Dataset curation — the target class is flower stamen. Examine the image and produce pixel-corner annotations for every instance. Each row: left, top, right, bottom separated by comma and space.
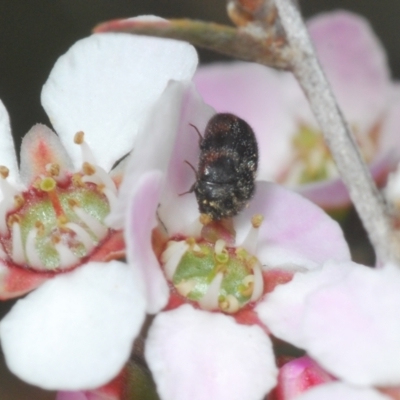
25, 227, 45, 269
74, 131, 97, 165
71, 205, 108, 240
0, 166, 21, 235
161, 240, 189, 280
198, 272, 223, 310
54, 242, 79, 268
162, 233, 264, 313
65, 222, 95, 252
10, 216, 25, 265
241, 214, 264, 254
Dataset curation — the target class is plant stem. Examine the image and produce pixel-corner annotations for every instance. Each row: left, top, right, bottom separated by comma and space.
273, 0, 399, 264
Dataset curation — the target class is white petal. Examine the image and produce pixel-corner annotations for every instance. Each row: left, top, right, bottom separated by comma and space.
0, 99, 18, 184
255, 261, 357, 348
145, 305, 277, 400
0, 260, 146, 390
108, 80, 214, 232
295, 382, 391, 400
301, 264, 400, 386
41, 28, 198, 171
19, 124, 74, 185
107, 79, 192, 229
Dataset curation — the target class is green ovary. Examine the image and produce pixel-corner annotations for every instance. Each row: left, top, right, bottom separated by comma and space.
282, 123, 377, 185
172, 242, 258, 312
284, 126, 336, 185
16, 186, 110, 270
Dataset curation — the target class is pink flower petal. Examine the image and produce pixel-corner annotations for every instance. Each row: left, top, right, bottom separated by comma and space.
118, 81, 212, 314
194, 63, 297, 180
125, 170, 170, 314
145, 304, 277, 400
0, 261, 146, 390
274, 356, 335, 400
235, 182, 351, 270
194, 11, 393, 211
255, 261, 357, 348
157, 84, 215, 236
301, 264, 400, 386
294, 382, 391, 400
309, 11, 389, 133
42, 24, 198, 171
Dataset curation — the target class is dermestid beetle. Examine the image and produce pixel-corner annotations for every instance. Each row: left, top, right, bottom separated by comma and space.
187, 113, 258, 221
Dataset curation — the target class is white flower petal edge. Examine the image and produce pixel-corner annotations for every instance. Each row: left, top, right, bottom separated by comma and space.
42, 18, 198, 172
294, 382, 391, 400
0, 260, 146, 390
301, 264, 400, 387
255, 261, 360, 348
0, 99, 19, 185
145, 304, 277, 400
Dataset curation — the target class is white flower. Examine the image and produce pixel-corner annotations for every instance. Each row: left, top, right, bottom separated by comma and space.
0, 18, 198, 391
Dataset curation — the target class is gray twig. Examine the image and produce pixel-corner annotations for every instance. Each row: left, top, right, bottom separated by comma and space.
274, 0, 399, 264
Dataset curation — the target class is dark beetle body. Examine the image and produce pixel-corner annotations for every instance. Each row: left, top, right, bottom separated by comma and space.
192, 113, 258, 220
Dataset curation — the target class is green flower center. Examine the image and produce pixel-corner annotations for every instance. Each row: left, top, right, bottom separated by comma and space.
279, 124, 378, 185
162, 237, 264, 314
1, 174, 111, 272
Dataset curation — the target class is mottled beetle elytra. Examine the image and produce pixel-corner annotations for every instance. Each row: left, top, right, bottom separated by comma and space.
187, 113, 258, 220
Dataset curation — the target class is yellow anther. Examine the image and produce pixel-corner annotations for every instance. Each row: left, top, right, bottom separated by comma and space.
35, 221, 45, 235
219, 294, 240, 314
74, 131, 85, 144
8, 214, 21, 227
14, 195, 25, 208
39, 177, 57, 192
240, 275, 255, 297
0, 166, 9, 179
186, 237, 196, 246
215, 249, 229, 264
68, 198, 79, 208
72, 174, 84, 187
97, 183, 105, 192
82, 162, 96, 176
46, 163, 60, 177
199, 213, 212, 226
57, 215, 68, 226
51, 233, 61, 244
251, 214, 264, 229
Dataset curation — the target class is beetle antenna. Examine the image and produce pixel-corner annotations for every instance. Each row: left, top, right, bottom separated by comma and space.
189, 123, 202, 143
184, 160, 198, 177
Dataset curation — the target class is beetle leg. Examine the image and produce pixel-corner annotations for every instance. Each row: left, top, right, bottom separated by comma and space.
179, 160, 198, 196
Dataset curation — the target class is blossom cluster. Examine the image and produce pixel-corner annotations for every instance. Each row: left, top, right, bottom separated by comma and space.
0, 10, 400, 400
